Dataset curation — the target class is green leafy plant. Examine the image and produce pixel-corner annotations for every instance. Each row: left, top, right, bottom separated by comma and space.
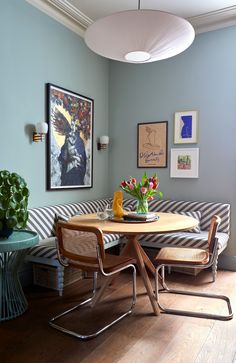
0, 170, 29, 237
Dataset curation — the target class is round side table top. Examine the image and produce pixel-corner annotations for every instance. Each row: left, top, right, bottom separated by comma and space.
0, 230, 39, 252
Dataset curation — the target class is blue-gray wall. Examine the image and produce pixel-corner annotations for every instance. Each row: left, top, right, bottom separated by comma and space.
1, 0, 110, 208
109, 26, 236, 257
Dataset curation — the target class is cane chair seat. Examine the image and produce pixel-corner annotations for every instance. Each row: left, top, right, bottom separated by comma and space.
156, 247, 209, 265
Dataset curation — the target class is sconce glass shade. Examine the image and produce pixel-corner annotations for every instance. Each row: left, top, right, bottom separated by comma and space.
35, 122, 48, 134
85, 10, 195, 63
33, 122, 48, 142
99, 135, 109, 145
98, 135, 109, 150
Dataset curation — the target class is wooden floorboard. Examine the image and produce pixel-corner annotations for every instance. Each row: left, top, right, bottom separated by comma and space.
1, 269, 236, 363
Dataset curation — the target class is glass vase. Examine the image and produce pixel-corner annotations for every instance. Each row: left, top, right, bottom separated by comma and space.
136, 199, 149, 214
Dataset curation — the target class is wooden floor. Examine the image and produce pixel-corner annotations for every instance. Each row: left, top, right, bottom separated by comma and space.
1, 269, 236, 363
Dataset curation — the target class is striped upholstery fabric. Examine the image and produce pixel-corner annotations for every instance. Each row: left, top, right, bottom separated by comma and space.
26, 198, 135, 261
27, 202, 83, 240
123, 198, 136, 211
24, 197, 230, 293
27, 231, 121, 260
139, 199, 230, 250
25, 198, 136, 294
28, 245, 58, 260
147, 199, 230, 233
76, 198, 112, 215
27, 198, 115, 239
139, 231, 229, 251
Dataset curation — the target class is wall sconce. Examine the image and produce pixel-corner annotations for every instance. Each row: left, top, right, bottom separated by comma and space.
33, 122, 48, 142
97, 135, 109, 150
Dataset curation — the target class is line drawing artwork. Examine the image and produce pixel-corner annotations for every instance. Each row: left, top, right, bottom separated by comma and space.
143, 126, 160, 149
137, 122, 168, 168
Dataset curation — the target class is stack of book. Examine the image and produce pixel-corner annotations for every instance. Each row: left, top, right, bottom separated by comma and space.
123, 212, 158, 222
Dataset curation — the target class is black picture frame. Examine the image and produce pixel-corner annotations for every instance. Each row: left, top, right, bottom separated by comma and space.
46, 83, 94, 190
137, 121, 168, 168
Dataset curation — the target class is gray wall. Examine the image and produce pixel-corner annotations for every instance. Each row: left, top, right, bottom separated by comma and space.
1, 0, 110, 208
109, 26, 236, 257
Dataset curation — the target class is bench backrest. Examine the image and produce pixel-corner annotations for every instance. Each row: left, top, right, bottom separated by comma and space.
26, 198, 230, 240
26, 198, 134, 240
147, 199, 230, 233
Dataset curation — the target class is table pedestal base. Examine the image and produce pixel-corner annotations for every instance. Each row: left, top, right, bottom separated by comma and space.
91, 235, 161, 316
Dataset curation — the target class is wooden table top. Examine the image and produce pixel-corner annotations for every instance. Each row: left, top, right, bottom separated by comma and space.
69, 212, 198, 236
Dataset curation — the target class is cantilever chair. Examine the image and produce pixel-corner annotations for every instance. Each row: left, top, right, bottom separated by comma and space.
154, 215, 233, 320
49, 221, 136, 340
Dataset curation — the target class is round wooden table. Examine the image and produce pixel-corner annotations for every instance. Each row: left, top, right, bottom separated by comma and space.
70, 212, 198, 316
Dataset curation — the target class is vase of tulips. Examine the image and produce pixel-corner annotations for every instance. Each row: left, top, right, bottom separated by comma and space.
120, 172, 163, 214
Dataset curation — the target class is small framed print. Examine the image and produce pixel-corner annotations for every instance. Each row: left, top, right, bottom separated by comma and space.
170, 148, 199, 178
137, 121, 168, 168
174, 110, 198, 144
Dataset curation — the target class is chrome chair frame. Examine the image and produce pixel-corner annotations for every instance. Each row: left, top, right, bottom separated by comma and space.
49, 235, 136, 340
155, 239, 233, 321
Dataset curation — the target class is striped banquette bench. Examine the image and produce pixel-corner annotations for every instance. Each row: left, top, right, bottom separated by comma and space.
25, 198, 134, 295
25, 198, 230, 294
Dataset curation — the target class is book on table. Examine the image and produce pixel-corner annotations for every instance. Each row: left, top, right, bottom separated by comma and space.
123, 212, 158, 222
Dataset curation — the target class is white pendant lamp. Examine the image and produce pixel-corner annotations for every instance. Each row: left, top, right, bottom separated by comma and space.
84, 1, 195, 64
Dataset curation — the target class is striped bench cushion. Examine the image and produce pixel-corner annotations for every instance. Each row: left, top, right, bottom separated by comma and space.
27, 233, 121, 260
26, 198, 135, 240
26, 198, 135, 264
139, 231, 229, 251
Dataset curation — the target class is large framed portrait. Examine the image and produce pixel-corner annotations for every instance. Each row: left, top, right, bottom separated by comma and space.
46, 83, 93, 190
137, 121, 168, 168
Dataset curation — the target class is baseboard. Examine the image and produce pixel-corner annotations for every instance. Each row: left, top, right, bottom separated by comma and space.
218, 254, 236, 271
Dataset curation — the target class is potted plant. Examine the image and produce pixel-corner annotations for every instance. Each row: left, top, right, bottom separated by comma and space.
0, 170, 29, 238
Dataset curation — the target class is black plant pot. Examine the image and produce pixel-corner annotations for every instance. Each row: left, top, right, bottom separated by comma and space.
0, 223, 13, 239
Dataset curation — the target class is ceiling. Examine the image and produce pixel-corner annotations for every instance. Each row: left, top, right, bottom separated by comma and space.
27, 0, 236, 36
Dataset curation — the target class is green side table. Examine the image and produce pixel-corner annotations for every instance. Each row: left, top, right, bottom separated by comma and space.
0, 230, 39, 322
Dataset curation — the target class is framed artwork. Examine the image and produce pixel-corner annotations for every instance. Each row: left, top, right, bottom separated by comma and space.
137, 121, 168, 168
170, 148, 199, 178
46, 83, 93, 190
174, 110, 198, 144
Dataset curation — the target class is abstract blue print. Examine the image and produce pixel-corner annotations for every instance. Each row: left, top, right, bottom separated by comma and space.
181, 115, 192, 139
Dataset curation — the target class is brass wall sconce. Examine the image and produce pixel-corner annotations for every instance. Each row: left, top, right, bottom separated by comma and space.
33, 122, 48, 142
97, 135, 109, 150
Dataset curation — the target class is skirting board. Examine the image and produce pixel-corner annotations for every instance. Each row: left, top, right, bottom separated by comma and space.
218, 254, 236, 271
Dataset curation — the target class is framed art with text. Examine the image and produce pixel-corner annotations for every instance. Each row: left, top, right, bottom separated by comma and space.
174, 110, 198, 144
170, 148, 199, 178
137, 121, 168, 168
46, 83, 94, 190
